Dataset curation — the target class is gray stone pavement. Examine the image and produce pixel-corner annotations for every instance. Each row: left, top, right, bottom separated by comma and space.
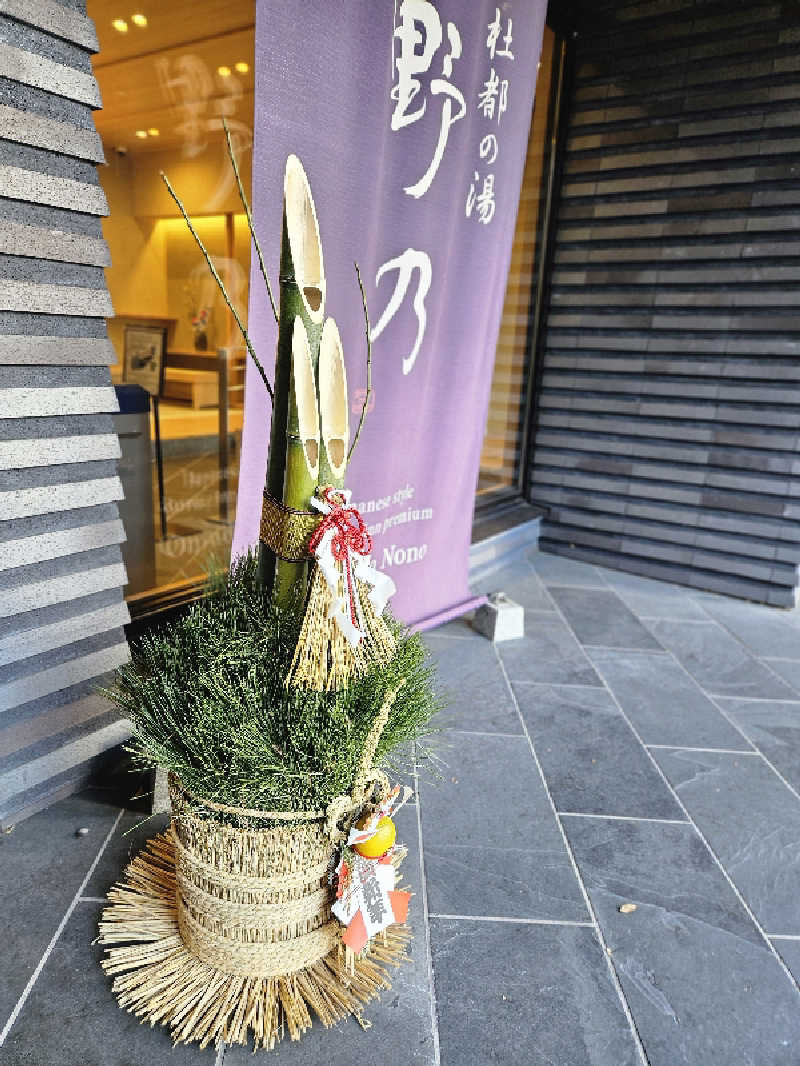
3, 547, 800, 1064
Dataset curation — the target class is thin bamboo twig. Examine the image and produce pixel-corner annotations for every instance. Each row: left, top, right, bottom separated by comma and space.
347, 262, 372, 463
222, 117, 278, 324
160, 171, 274, 405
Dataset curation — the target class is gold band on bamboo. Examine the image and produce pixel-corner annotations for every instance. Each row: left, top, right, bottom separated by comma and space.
259, 491, 320, 562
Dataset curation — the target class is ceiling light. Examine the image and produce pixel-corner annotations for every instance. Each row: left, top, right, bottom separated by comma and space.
135, 129, 147, 138
147, 127, 160, 136
131, 13, 148, 26
234, 61, 249, 74
111, 18, 128, 32
217, 65, 231, 77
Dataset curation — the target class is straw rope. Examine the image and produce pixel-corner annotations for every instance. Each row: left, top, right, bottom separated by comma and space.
172, 831, 331, 892
177, 903, 341, 977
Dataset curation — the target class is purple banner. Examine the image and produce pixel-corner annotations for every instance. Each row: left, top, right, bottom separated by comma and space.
232, 0, 546, 626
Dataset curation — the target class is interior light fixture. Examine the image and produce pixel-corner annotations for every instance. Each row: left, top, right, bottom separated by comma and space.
234, 61, 249, 74
147, 127, 160, 136
111, 18, 128, 32
135, 129, 148, 138
217, 65, 232, 77
131, 13, 148, 26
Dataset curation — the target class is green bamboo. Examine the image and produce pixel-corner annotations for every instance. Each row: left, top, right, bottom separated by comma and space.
317, 317, 349, 493
271, 318, 320, 607
261, 155, 326, 607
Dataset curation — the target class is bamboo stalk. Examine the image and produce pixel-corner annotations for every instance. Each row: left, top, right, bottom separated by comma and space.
318, 317, 349, 491
272, 318, 320, 606
262, 155, 326, 605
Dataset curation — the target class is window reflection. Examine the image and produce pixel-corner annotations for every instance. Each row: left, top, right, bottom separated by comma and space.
89, 0, 255, 602
478, 26, 555, 504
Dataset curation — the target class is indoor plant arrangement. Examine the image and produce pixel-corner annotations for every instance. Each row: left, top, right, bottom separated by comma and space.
97, 129, 440, 1051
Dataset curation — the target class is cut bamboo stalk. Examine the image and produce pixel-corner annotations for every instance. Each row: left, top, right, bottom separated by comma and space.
272, 317, 320, 607
318, 317, 349, 490
262, 155, 326, 604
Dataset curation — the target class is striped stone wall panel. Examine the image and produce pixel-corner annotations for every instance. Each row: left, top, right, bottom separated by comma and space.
532, 0, 800, 606
0, 1, 130, 824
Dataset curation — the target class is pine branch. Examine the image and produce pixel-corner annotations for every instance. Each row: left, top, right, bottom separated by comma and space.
222, 117, 278, 324
105, 552, 440, 813
160, 171, 274, 405
347, 262, 373, 463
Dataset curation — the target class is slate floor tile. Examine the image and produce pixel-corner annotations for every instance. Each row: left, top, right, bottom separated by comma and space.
528, 550, 609, 587
601, 570, 710, 620
430, 918, 641, 1066
428, 617, 481, 640
84, 809, 170, 897
715, 698, 800, 792
589, 649, 751, 750
647, 620, 797, 700
652, 748, 800, 934
419, 732, 586, 921
1, 901, 207, 1065
771, 938, 800, 985
424, 634, 522, 734
762, 658, 800, 697
471, 561, 555, 612
0, 790, 120, 1027
697, 596, 800, 660
224, 804, 436, 1064
496, 612, 602, 687
564, 816, 800, 1066
548, 586, 664, 651
513, 683, 684, 819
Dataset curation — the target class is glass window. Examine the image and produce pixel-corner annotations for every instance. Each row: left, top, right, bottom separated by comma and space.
89, 0, 255, 607
477, 26, 556, 506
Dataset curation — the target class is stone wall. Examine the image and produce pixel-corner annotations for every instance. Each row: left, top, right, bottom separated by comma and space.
0, 0, 130, 826
532, 0, 800, 606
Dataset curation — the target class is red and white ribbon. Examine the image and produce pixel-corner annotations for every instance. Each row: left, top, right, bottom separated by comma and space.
309, 487, 396, 646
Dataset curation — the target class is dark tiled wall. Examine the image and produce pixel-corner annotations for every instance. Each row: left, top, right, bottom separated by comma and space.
532, 0, 800, 606
0, 0, 131, 826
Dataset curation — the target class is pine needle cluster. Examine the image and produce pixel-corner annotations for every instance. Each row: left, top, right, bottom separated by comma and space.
107, 553, 440, 814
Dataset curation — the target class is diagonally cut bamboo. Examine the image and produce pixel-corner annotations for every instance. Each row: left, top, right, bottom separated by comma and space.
272, 318, 321, 606
318, 317, 349, 489
292, 320, 321, 480
262, 155, 326, 603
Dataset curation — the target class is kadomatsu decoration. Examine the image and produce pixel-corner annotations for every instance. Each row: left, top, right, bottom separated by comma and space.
97, 127, 440, 1052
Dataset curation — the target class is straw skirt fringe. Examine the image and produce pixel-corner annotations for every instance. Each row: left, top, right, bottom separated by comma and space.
97, 830, 411, 1050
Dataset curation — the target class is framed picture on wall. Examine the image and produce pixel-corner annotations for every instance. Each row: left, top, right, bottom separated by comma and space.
123, 325, 166, 396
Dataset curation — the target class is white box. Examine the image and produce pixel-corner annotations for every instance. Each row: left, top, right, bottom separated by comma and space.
473, 592, 525, 642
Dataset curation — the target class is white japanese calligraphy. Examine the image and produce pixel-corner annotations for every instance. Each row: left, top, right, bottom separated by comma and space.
391, 0, 466, 198
498, 78, 509, 123
391, 0, 442, 129
478, 67, 499, 119
371, 249, 432, 374
479, 133, 499, 164
487, 8, 514, 60
466, 173, 496, 225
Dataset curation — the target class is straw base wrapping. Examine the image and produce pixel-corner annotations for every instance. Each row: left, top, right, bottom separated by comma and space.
98, 832, 411, 1051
